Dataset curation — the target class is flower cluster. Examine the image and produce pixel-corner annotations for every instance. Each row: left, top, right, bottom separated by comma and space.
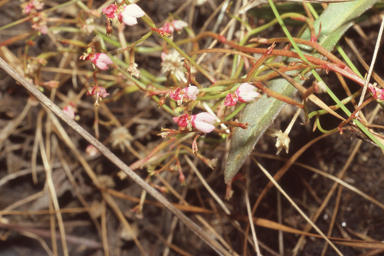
161, 50, 186, 82
169, 85, 199, 105
224, 83, 259, 106
21, 0, 43, 14
173, 112, 216, 133
80, 53, 113, 71
102, 3, 145, 26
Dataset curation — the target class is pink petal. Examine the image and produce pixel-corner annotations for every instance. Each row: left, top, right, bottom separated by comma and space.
97, 87, 110, 98
160, 22, 174, 34
235, 83, 259, 103
102, 4, 117, 19
192, 113, 216, 133
224, 94, 237, 106
161, 52, 167, 61
183, 86, 199, 100
169, 88, 181, 101
173, 113, 189, 128
93, 53, 113, 70
63, 104, 76, 119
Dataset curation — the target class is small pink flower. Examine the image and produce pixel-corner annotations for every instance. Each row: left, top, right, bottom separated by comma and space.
22, 0, 44, 14
92, 53, 113, 70
81, 53, 113, 70
224, 94, 237, 106
169, 88, 182, 101
173, 112, 216, 133
224, 83, 258, 106
24, 3, 34, 14
118, 4, 145, 26
235, 83, 259, 103
369, 84, 384, 101
184, 86, 198, 101
191, 113, 216, 133
160, 22, 174, 34
169, 86, 199, 104
87, 86, 109, 98
86, 145, 100, 157
32, 23, 48, 34
63, 103, 76, 120
102, 4, 117, 19
87, 86, 110, 106
172, 20, 188, 31
173, 113, 190, 128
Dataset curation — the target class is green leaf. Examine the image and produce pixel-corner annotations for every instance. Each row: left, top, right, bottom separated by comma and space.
224, 0, 378, 184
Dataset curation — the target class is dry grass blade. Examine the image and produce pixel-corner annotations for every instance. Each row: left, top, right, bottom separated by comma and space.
0, 101, 32, 147
184, 155, 231, 215
244, 185, 261, 255
252, 158, 344, 256
20, 231, 54, 256
38, 131, 69, 256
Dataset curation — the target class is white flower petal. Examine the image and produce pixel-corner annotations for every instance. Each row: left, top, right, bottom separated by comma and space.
123, 4, 145, 18
122, 16, 138, 26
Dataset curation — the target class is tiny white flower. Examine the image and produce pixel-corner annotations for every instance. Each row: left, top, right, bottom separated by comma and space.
270, 130, 290, 155
161, 50, 186, 82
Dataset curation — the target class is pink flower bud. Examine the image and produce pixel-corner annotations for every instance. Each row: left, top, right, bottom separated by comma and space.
179, 171, 185, 185
63, 103, 76, 120
159, 22, 174, 34
102, 4, 117, 19
86, 145, 100, 157
169, 86, 199, 104
191, 112, 216, 133
235, 83, 259, 103
90, 53, 113, 70
173, 112, 216, 133
87, 86, 110, 106
369, 84, 384, 101
224, 93, 237, 106
173, 113, 190, 128
87, 86, 110, 98
32, 24, 48, 34
169, 88, 182, 101
118, 4, 145, 26
22, 0, 44, 14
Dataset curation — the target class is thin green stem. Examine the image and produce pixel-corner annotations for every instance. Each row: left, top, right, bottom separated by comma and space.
225, 103, 246, 121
